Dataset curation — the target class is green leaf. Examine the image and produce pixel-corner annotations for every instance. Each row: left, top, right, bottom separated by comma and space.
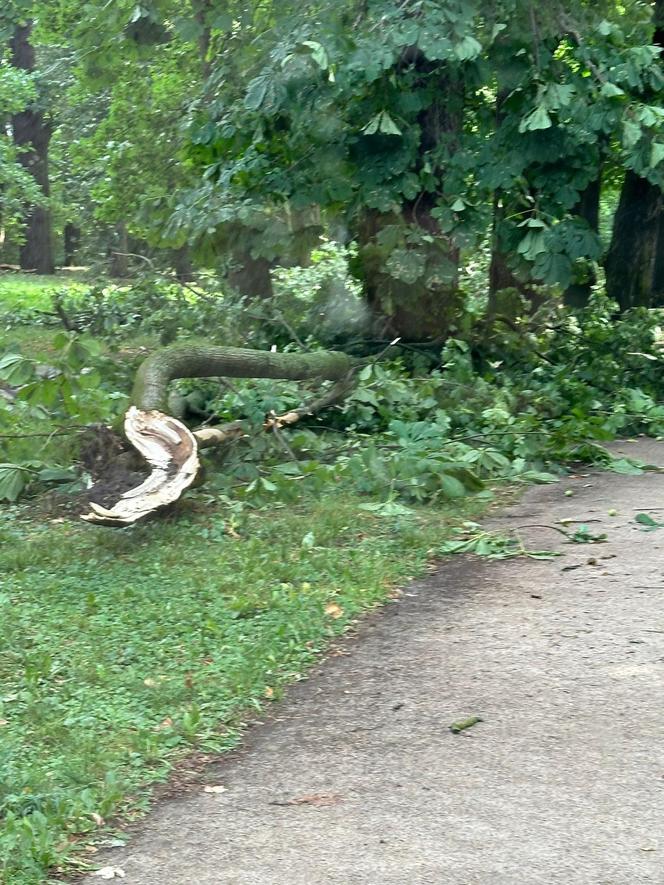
302, 40, 329, 70
600, 82, 625, 98
519, 105, 552, 133
378, 111, 402, 136
623, 120, 641, 149
362, 113, 381, 135
173, 16, 205, 42
210, 12, 233, 30
438, 474, 467, 498
0, 463, 30, 502
38, 467, 79, 483
606, 458, 643, 475
244, 77, 269, 111
635, 513, 664, 529
359, 500, 415, 517
516, 230, 547, 260
650, 142, 664, 169
0, 351, 36, 385
385, 248, 426, 284
454, 36, 481, 61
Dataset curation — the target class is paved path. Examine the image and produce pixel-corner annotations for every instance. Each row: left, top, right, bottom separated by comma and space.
82, 440, 664, 885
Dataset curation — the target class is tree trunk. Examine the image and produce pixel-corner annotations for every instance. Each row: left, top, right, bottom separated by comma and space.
109, 222, 129, 277
191, 0, 213, 78
564, 174, 602, 309
354, 205, 460, 342
172, 244, 195, 283
132, 344, 355, 411
488, 195, 540, 315
654, 211, 664, 306
352, 67, 462, 342
605, 173, 662, 311
605, 0, 664, 311
63, 223, 80, 267
228, 250, 274, 299
10, 22, 54, 275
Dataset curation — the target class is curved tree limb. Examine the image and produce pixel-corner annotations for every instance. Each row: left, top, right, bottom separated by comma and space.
82, 346, 358, 526
132, 344, 355, 412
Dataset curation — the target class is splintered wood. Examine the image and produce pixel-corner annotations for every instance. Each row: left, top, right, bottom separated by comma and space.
81, 407, 200, 526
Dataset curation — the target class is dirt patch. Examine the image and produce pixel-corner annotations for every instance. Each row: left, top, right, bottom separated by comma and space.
75, 424, 149, 511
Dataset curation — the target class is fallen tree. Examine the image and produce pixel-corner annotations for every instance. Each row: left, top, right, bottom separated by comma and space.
81, 344, 358, 526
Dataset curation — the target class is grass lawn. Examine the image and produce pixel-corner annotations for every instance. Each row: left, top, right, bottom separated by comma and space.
0, 272, 94, 359
0, 492, 496, 883
0, 272, 90, 314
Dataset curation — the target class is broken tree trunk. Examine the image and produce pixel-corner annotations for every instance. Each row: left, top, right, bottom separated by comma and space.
81, 345, 357, 526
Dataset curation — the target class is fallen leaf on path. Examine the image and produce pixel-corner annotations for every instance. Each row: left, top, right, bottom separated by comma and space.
92, 867, 125, 879
449, 716, 483, 734
203, 785, 227, 794
635, 513, 664, 531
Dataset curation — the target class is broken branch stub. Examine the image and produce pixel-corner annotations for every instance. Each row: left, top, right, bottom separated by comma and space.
82, 346, 358, 526
81, 407, 199, 525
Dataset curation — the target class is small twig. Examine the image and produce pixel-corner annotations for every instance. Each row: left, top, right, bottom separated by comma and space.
271, 424, 299, 462
529, 3, 541, 70
559, 14, 608, 85
367, 337, 402, 366
0, 426, 87, 440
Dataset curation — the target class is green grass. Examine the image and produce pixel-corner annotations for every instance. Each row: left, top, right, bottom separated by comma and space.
0, 490, 496, 883
0, 272, 92, 358
0, 272, 89, 313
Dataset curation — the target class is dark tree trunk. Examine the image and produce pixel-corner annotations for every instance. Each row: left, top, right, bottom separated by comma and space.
605, 173, 662, 311
488, 195, 540, 313
354, 204, 460, 342
351, 66, 462, 342
63, 223, 80, 267
228, 250, 274, 300
10, 23, 54, 275
605, 0, 664, 311
109, 222, 129, 278
654, 211, 664, 306
191, 0, 212, 78
564, 174, 602, 309
172, 244, 195, 283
